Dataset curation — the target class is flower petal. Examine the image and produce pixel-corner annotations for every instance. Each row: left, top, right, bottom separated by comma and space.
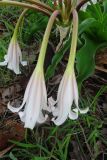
7, 69, 36, 114
37, 112, 48, 123
0, 61, 7, 66
69, 108, 78, 120
17, 42, 27, 67
24, 73, 45, 129
72, 72, 89, 114
0, 55, 8, 66
8, 100, 25, 113
57, 74, 65, 100
78, 107, 89, 114
72, 71, 79, 107
7, 42, 21, 74
48, 96, 57, 112
52, 108, 59, 116
19, 111, 26, 123
22, 69, 37, 104
52, 74, 73, 125
52, 74, 66, 117
41, 76, 49, 111
21, 61, 27, 66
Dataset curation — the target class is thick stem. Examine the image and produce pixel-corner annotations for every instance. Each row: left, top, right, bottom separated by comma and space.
66, 9, 78, 73
0, 0, 51, 16
36, 10, 60, 70
26, 0, 54, 12
13, 9, 28, 38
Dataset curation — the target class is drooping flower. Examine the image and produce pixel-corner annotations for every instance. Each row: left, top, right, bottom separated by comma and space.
0, 9, 27, 74
8, 68, 48, 129
52, 70, 89, 126
0, 37, 27, 74
52, 9, 89, 126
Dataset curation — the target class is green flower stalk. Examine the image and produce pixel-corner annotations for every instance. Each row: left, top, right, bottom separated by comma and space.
0, 9, 27, 74
66, 9, 78, 73
8, 10, 60, 129
13, 9, 28, 38
37, 10, 60, 70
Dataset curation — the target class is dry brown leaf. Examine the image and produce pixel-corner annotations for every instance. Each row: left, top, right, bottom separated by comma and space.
0, 119, 25, 151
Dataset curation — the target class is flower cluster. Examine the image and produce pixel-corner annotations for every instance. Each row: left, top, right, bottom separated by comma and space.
0, 1, 89, 130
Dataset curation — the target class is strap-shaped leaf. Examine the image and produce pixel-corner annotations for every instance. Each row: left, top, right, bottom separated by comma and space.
76, 34, 106, 90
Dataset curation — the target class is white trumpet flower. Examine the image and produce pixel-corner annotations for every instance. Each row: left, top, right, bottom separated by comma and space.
0, 38, 27, 74
8, 68, 48, 129
52, 9, 88, 126
52, 71, 89, 126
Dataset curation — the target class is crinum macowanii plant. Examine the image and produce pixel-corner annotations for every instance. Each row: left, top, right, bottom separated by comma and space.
0, 0, 91, 129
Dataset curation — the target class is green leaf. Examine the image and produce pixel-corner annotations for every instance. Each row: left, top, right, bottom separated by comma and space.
78, 3, 107, 42
76, 34, 106, 89
103, 0, 107, 13
9, 152, 18, 160
86, 3, 103, 21
9, 140, 36, 148
78, 11, 91, 22
78, 18, 96, 35
36, 144, 58, 160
